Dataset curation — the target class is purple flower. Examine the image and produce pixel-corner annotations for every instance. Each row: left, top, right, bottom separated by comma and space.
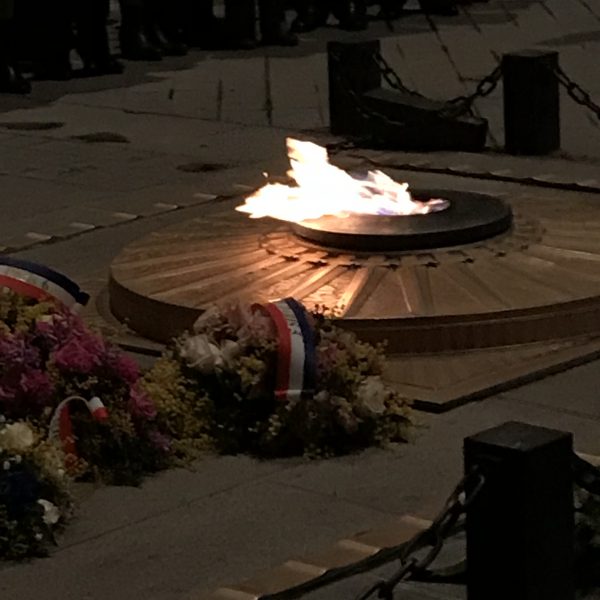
52, 333, 105, 374
128, 387, 157, 420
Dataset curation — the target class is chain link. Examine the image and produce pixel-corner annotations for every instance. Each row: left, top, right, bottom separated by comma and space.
371, 51, 502, 119
371, 52, 425, 98
354, 468, 485, 600
337, 48, 503, 127
438, 64, 504, 119
551, 64, 600, 121
329, 50, 410, 140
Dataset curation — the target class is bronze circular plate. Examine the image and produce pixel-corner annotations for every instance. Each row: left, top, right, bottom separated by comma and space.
109, 189, 600, 352
291, 189, 513, 252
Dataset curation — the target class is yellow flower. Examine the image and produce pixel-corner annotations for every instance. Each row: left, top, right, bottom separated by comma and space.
0, 422, 35, 451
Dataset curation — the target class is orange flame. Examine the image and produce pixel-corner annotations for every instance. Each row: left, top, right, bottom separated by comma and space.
236, 138, 446, 223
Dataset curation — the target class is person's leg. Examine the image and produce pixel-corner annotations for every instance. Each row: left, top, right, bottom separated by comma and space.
258, 0, 297, 45
225, 0, 257, 48
0, 0, 30, 93
30, 0, 73, 79
379, 0, 408, 18
291, 0, 329, 33
180, 0, 221, 48
118, 0, 162, 60
74, 0, 124, 74
331, 0, 367, 30
145, 0, 188, 56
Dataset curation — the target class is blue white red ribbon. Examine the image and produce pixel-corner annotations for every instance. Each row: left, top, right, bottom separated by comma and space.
0, 256, 89, 311
258, 298, 317, 402
49, 396, 109, 466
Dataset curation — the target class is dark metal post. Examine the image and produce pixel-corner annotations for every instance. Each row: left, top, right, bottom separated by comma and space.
328, 40, 381, 136
464, 421, 574, 600
502, 50, 560, 155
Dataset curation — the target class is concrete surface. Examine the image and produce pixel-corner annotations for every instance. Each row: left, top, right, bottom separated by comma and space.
1, 0, 600, 598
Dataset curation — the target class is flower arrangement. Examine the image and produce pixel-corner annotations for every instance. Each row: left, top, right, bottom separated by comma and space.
0, 292, 168, 485
0, 417, 72, 560
575, 485, 600, 589
142, 302, 413, 458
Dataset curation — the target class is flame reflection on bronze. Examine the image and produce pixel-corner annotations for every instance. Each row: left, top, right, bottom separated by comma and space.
290, 189, 513, 252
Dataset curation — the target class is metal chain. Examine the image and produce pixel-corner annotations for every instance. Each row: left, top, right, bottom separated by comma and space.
372, 51, 503, 120
329, 51, 410, 140
371, 52, 425, 98
551, 64, 600, 121
330, 49, 503, 149
438, 64, 504, 119
573, 453, 600, 496
354, 468, 486, 600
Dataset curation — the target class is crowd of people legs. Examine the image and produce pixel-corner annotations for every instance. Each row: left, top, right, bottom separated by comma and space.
0, 0, 470, 95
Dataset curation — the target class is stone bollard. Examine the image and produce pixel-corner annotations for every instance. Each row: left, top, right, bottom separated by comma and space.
464, 421, 574, 600
327, 40, 381, 136
502, 50, 561, 155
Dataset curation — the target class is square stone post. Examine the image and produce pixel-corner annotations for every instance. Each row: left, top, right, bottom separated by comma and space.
464, 421, 574, 600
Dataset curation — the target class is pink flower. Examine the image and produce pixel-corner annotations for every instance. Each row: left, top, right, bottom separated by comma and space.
19, 369, 54, 404
0, 368, 54, 417
53, 333, 105, 374
109, 353, 140, 385
128, 387, 157, 420
316, 342, 340, 375
35, 310, 87, 344
0, 334, 41, 369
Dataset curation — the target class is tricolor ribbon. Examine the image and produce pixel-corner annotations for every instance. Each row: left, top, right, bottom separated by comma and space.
0, 256, 89, 312
48, 396, 109, 467
257, 298, 317, 402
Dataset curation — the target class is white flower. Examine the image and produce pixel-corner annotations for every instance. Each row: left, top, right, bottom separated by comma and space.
34, 533, 43, 541
0, 422, 34, 451
2, 461, 10, 470
220, 339, 241, 367
356, 376, 388, 416
193, 305, 222, 333
179, 334, 224, 373
314, 390, 330, 403
13, 454, 22, 464
0, 414, 6, 423
37, 499, 60, 526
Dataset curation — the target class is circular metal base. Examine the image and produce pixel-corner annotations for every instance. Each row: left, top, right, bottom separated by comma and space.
291, 190, 513, 252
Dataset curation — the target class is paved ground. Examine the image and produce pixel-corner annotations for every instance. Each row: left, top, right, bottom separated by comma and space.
1, 1, 600, 599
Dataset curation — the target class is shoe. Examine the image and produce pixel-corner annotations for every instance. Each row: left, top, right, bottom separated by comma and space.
145, 25, 188, 56
0, 64, 31, 94
420, 0, 459, 14
261, 25, 299, 46
291, 4, 328, 32
120, 31, 163, 61
335, 1, 368, 30
34, 62, 72, 81
338, 14, 368, 30
81, 57, 124, 77
232, 37, 259, 49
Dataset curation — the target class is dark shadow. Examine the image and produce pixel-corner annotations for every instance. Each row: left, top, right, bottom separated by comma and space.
539, 29, 600, 47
